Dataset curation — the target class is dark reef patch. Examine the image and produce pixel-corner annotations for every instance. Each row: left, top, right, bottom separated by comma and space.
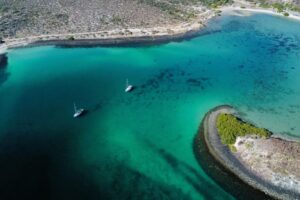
102, 164, 192, 200
0, 54, 9, 86
134, 67, 211, 99
0, 128, 194, 200
144, 141, 218, 200
0, 53, 8, 68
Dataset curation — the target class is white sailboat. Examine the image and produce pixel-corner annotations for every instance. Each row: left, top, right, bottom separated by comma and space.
73, 103, 85, 118
125, 79, 133, 93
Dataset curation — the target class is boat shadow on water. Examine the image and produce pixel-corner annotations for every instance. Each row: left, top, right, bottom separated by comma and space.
74, 100, 111, 118
79, 100, 110, 116
76, 109, 89, 118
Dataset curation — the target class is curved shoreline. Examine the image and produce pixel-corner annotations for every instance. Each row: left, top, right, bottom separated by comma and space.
2, 5, 300, 53
1, 28, 208, 50
0, 9, 216, 51
196, 105, 300, 200
193, 105, 271, 200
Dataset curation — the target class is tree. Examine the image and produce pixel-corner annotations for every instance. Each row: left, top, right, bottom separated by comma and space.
67, 36, 75, 41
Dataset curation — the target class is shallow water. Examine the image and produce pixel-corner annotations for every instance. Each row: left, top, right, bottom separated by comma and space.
1, 12, 300, 200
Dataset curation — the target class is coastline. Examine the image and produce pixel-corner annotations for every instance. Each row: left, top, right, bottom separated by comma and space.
197, 105, 300, 200
2, 4, 300, 53
0, 9, 216, 51
221, 6, 300, 21
193, 105, 271, 200
0, 29, 207, 50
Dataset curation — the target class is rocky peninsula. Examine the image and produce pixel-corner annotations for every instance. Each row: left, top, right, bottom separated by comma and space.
196, 105, 300, 200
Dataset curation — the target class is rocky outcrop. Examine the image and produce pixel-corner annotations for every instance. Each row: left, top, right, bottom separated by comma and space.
199, 105, 300, 200
234, 135, 300, 195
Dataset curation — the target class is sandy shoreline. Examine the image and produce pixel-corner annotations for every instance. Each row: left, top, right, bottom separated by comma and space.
199, 105, 300, 200
0, 29, 207, 50
0, 9, 216, 51
1, 4, 300, 53
221, 6, 300, 21
193, 106, 271, 199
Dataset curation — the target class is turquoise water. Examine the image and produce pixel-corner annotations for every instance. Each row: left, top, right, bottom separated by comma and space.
1, 12, 300, 199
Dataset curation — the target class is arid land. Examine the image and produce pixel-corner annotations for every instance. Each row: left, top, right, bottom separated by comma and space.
0, 0, 213, 48
1, 0, 300, 49
199, 105, 300, 200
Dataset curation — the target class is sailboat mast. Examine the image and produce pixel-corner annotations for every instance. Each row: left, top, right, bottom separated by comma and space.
74, 103, 77, 112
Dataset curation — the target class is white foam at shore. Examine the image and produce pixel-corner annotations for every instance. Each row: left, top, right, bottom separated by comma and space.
221, 6, 300, 21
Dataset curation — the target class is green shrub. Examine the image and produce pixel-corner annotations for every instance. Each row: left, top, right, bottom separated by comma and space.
67, 36, 75, 40
245, 142, 253, 149
112, 15, 122, 23
284, 12, 289, 17
258, 1, 300, 13
229, 144, 237, 152
272, 3, 285, 13
216, 113, 271, 145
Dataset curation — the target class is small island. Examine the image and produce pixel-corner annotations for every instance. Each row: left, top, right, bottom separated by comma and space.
197, 105, 300, 200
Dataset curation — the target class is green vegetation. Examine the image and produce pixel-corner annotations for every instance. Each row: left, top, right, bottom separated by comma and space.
229, 144, 237, 152
139, 0, 198, 20
111, 15, 122, 23
67, 36, 75, 40
139, 0, 231, 20
272, 2, 285, 13
255, 0, 300, 15
245, 142, 253, 149
208, 0, 231, 8
216, 113, 271, 145
286, 3, 300, 13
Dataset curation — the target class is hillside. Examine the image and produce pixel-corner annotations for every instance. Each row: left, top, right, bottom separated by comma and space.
0, 0, 207, 39
0, 0, 300, 40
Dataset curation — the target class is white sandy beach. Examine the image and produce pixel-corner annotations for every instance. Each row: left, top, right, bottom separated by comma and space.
221, 6, 300, 21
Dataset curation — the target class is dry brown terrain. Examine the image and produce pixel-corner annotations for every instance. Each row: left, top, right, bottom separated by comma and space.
1, 0, 300, 49
1, 0, 300, 41
202, 105, 300, 199
235, 135, 300, 194
0, 0, 206, 39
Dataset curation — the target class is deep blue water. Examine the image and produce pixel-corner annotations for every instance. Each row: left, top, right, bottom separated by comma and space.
0, 11, 300, 199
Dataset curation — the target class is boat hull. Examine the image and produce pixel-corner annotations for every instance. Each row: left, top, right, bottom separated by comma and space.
125, 85, 133, 92
73, 109, 85, 118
